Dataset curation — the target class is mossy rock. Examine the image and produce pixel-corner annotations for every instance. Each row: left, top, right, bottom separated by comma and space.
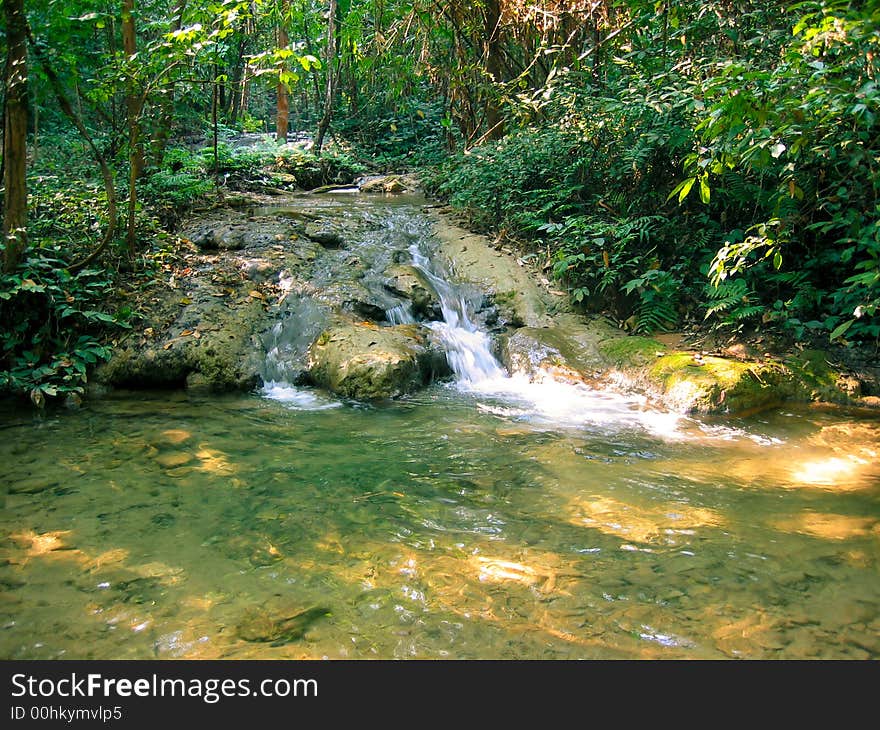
785, 349, 862, 403
501, 325, 604, 382
95, 298, 265, 392
306, 321, 450, 400
599, 335, 666, 368
648, 353, 797, 415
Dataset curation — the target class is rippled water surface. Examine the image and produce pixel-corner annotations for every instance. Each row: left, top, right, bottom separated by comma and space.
2, 387, 878, 659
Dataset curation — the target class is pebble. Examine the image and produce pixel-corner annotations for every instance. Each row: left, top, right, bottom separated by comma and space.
155, 452, 194, 469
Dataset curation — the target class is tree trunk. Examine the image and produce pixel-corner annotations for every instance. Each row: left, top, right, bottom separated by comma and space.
482, 0, 504, 141
150, 0, 187, 167
314, 0, 338, 155
122, 0, 144, 177
28, 24, 118, 271
276, 0, 290, 143
3, 0, 28, 273
122, 0, 142, 255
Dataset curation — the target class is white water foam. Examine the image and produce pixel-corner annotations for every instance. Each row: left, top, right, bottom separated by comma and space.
402, 242, 686, 436
261, 381, 342, 410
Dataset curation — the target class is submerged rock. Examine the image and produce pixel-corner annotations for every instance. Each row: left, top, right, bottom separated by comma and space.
306, 321, 450, 400
236, 606, 331, 644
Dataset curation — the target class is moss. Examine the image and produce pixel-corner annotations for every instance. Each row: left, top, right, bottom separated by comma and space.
785, 349, 847, 402
648, 354, 796, 415
600, 335, 666, 368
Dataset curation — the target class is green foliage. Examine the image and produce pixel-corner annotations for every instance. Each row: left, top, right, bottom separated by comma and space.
624, 269, 680, 334
0, 253, 129, 403
141, 149, 213, 206
424, 72, 699, 331
672, 1, 880, 343
703, 279, 764, 330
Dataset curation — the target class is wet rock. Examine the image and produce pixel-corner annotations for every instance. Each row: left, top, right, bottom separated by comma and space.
154, 451, 194, 469
190, 226, 245, 251
500, 322, 607, 383
429, 218, 556, 328
646, 354, 798, 415
306, 320, 450, 400
95, 294, 265, 392
383, 265, 440, 321
304, 222, 343, 248
9, 476, 58, 495
150, 429, 193, 447
240, 260, 278, 283
358, 174, 416, 194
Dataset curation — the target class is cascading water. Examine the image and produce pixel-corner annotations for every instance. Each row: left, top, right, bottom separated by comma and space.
400, 243, 506, 384
396, 236, 684, 434
259, 199, 682, 434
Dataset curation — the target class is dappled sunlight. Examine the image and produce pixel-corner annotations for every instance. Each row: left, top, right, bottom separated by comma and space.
3, 382, 879, 660
82, 548, 130, 573
788, 422, 880, 490
195, 445, 237, 476
772, 512, 878, 541
791, 456, 867, 486
159, 429, 193, 445
9, 529, 74, 557
710, 610, 786, 657
566, 495, 723, 544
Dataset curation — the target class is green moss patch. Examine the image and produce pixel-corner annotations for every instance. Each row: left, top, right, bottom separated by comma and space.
599, 335, 666, 368
648, 354, 796, 415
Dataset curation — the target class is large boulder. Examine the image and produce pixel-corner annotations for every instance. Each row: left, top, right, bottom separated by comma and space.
306, 321, 449, 399
94, 294, 266, 392
499, 316, 619, 383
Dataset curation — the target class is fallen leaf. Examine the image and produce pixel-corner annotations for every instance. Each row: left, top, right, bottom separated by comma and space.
180, 329, 194, 337
249, 290, 265, 300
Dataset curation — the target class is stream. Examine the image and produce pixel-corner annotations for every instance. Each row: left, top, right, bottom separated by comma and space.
1, 195, 878, 659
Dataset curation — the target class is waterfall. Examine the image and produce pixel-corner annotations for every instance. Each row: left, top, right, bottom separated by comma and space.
391, 238, 683, 434
402, 243, 506, 385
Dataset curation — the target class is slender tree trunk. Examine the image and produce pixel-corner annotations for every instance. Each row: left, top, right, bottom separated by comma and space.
228, 36, 248, 123
483, 0, 504, 141
3, 0, 28, 273
212, 64, 220, 190
239, 65, 251, 122
314, 0, 338, 155
150, 0, 186, 167
122, 0, 144, 177
122, 0, 142, 255
276, 0, 290, 142
26, 23, 117, 271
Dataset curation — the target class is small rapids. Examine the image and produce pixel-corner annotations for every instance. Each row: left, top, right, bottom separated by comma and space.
257, 201, 755, 441
393, 239, 682, 435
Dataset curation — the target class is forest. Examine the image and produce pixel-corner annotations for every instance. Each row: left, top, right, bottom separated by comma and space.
1, 0, 878, 403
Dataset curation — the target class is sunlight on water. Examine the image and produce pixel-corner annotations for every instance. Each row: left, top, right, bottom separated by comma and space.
1, 391, 878, 660
2, 199, 878, 661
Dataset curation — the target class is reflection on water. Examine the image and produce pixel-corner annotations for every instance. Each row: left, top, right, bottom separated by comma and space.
1, 390, 878, 659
